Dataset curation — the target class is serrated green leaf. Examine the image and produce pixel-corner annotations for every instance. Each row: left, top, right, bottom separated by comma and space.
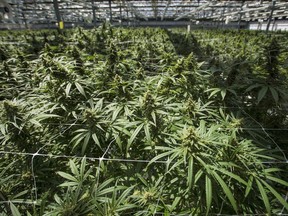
216, 168, 247, 185
0, 124, 6, 135
69, 160, 79, 177
59, 182, 79, 187
205, 175, 212, 216
71, 131, 85, 143
127, 123, 144, 149
227, 88, 237, 96
168, 158, 183, 173
207, 88, 221, 99
171, 197, 181, 211
260, 179, 288, 211
266, 175, 288, 187
221, 89, 226, 100
256, 179, 271, 214
264, 168, 282, 173
65, 82, 72, 97
33, 114, 60, 121
151, 111, 156, 125
195, 169, 204, 184
10, 202, 21, 216
269, 87, 279, 103
29, 119, 42, 127
57, 171, 78, 182
257, 86, 268, 103
54, 194, 62, 205
188, 157, 194, 190
11, 190, 28, 199
112, 106, 123, 121
116, 186, 134, 206
75, 82, 86, 97
82, 132, 91, 155
80, 157, 87, 179
92, 133, 101, 149
213, 171, 238, 213
144, 123, 151, 144
245, 83, 262, 92
245, 175, 254, 198
148, 150, 172, 166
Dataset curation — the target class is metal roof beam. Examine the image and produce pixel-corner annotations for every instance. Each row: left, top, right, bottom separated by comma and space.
124, 1, 148, 21
175, 1, 215, 21
161, 0, 171, 20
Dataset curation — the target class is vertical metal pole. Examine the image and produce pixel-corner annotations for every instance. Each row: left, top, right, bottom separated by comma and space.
120, 2, 122, 20
152, 0, 158, 20
272, 18, 276, 31
266, 0, 276, 32
22, 12, 28, 29
92, 0, 96, 24
53, 0, 62, 29
108, 0, 112, 21
221, 9, 224, 29
258, 22, 262, 30
238, 1, 245, 30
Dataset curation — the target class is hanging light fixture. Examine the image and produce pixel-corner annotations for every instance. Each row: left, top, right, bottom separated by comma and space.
0, 0, 12, 20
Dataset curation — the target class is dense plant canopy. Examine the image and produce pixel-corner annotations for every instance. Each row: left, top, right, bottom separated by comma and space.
0, 24, 288, 215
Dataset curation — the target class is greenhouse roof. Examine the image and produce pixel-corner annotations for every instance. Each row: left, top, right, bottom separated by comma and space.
1, 0, 288, 25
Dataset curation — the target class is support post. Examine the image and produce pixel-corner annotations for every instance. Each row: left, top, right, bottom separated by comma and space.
120, 2, 122, 21
108, 0, 112, 21
161, 0, 171, 21
53, 0, 63, 30
238, 1, 245, 30
22, 12, 28, 29
92, 0, 96, 25
271, 18, 276, 31
266, 0, 276, 32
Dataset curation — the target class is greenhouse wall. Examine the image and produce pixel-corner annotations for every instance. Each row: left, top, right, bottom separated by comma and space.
0, 21, 249, 30
249, 20, 288, 31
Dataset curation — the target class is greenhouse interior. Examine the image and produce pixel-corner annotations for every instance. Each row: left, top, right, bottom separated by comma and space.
0, 0, 288, 215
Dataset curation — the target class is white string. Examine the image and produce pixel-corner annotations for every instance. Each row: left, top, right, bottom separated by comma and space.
0, 42, 29, 45
133, 212, 288, 216
31, 153, 38, 204
213, 214, 288, 216
95, 135, 118, 187
49, 123, 288, 131
280, 192, 288, 215
152, 175, 166, 216
0, 151, 287, 164
239, 106, 287, 161
0, 151, 168, 164
0, 200, 287, 215
30, 142, 50, 206
12, 121, 288, 131
0, 200, 36, 204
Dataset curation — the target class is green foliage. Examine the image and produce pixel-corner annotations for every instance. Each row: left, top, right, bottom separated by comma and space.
0, 25, 287, 215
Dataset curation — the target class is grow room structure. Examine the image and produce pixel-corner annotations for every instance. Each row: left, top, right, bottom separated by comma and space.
1, 0, 288, 30
1, 0, 288, 215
